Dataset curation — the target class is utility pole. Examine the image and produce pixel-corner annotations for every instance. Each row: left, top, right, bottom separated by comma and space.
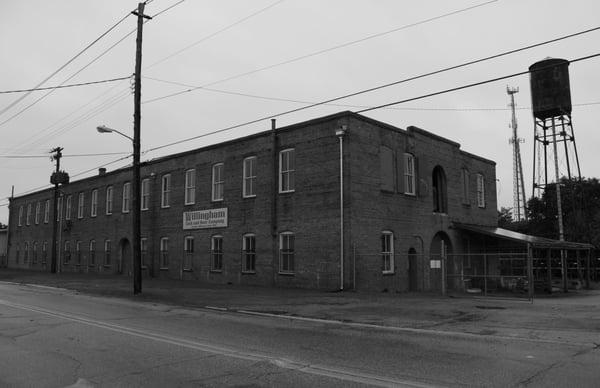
132, 3, 151, 294
50, 147, 63, 274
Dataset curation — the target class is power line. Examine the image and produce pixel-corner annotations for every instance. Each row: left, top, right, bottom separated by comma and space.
0, 12, 131, 118
142, 0, 499, 104
144, 76, 600, 112
355, 53, 600, 114
0, 76, 132, 94
143, 52, 600, 155
0, 152, 130, 159
145, 0, 284, 70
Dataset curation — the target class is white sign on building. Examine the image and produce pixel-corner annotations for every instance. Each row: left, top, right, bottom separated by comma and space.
183, 208, 227, 230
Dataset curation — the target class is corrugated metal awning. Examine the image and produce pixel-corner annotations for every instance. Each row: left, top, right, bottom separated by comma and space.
453, 223, 594, 250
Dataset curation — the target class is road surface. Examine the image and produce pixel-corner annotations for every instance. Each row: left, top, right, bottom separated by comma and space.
0, 282, 598, 387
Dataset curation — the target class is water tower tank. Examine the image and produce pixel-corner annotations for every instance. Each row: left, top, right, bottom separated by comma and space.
529, 58, 572, 120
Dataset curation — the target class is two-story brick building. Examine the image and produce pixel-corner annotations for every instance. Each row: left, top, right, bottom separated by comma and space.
6, 111, 501, 292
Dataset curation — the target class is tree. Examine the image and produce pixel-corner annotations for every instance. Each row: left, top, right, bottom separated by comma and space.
498, 207, 513, 228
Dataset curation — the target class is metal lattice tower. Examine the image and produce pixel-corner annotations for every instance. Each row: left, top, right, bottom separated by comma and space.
507, 86, 527, 221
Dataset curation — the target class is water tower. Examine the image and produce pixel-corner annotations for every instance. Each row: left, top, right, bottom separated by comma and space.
529, 58, 582, 199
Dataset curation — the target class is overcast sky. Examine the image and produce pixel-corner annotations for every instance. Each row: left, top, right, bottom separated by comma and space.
1, 0, 599, 223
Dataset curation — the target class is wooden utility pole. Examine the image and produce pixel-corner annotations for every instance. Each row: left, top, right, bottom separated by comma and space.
50, 147, 63, 274
132, 3, 151, 294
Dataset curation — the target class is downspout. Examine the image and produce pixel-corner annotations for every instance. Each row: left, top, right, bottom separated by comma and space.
336, 125, 347, 291
271, 119, 278, 285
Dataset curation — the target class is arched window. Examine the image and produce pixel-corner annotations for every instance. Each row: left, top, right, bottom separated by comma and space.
432, 166, 447, 213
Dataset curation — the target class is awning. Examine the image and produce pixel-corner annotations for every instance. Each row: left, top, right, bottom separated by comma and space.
453, 223, 594, 250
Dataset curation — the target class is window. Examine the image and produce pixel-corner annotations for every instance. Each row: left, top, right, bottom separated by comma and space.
279, 149, 295, 193
24, 242, 29, 263
461, 168, 470, 205
380, 146, 394, 192
381, 231, 394, 274
242, 234, 256, 272
212, 163, 224, 201
404, 153, 416, 195
122, 182, 131, 213
184, 236, 194, 270
42, 242, 47, 264
44, 200, 50, 223
106, 186, 113, 215
57, 197, 63, 221
211, 235, 223, 271
104, 240, 111, 266
64, 241, 71, 265
432, 166, 447, 213
477, 174, 486, 208
243, 157, 257, 198
279, 232, 295, 274
65, 195, 72, 220
160, 237, 169, 268
77, 193, 84, 219
161, 174, 171, 208
15, 244, 20, 264
141, 238, 147, 268
89, 240, 96, 266
141, 179, 150, 210
32, 242, 38, 264
18, 206, 23, 226
91, 189, 98, 217
26, 204, 32, 225
184, 169, 195, 205
35, 202, 41, 225
76, 241, 82, 265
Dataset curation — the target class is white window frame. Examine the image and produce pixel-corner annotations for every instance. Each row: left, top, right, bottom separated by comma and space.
64, 240, 71, 265
76, 241, 82, 265
476, 173, 486, 208
32, 242, 38, 264
104, 240, 111, 266
381, 231, 394, 274
77, 193, 84, 219
122, 182, 131, 213
404, 153, 415, 196
141, 178, 150, 211
91, 189, 98, 217
65, 195, 72, 220
161, 174, 171, 208
212, 163, 224, 202
89, 240, 96, 266
44, 200, 50, 223
24, 242, 29, 263
211, 235, 223, 271
106, 186, 113, 215
242, 233, 256, 273
279, 232, 295, 274
183, 236, 194, 270
160, 237, 169, 269
184, 169, 195, 205
26, 203, 32, 225
42, 241, 47, 264
35, 202, 41, 225
279, 149, 295, 193
18, 206, 23, 226
243, 156, 257, 198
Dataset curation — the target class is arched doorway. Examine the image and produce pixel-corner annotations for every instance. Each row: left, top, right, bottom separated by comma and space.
118, 238, 130, 275
429, 232, 452, 292
408, 247, 418, 291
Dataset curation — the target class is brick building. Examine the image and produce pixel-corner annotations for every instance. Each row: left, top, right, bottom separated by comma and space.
6, 111, 500, 292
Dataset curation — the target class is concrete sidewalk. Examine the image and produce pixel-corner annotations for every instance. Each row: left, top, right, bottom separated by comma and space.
1, 269, 599, 344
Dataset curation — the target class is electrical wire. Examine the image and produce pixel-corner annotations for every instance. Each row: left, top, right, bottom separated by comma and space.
0, 76, 131, 94
0, 152, 130, 159
142, 0, 499, 104
355, 53, 600, 114
0, 12, 132, 118
143, 52, 600, 155
145, 0, 284, 70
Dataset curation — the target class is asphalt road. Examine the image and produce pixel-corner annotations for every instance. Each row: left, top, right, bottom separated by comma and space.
0, 283, 598, 387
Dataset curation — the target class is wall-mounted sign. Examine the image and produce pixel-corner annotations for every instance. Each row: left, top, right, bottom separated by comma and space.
183, 208, 227, 230
430, 259, 441, 269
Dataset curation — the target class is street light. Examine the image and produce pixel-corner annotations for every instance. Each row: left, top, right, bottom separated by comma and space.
97, 124, 141, 295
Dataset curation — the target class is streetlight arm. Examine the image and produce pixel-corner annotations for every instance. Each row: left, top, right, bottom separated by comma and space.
96, 125, 134, 142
